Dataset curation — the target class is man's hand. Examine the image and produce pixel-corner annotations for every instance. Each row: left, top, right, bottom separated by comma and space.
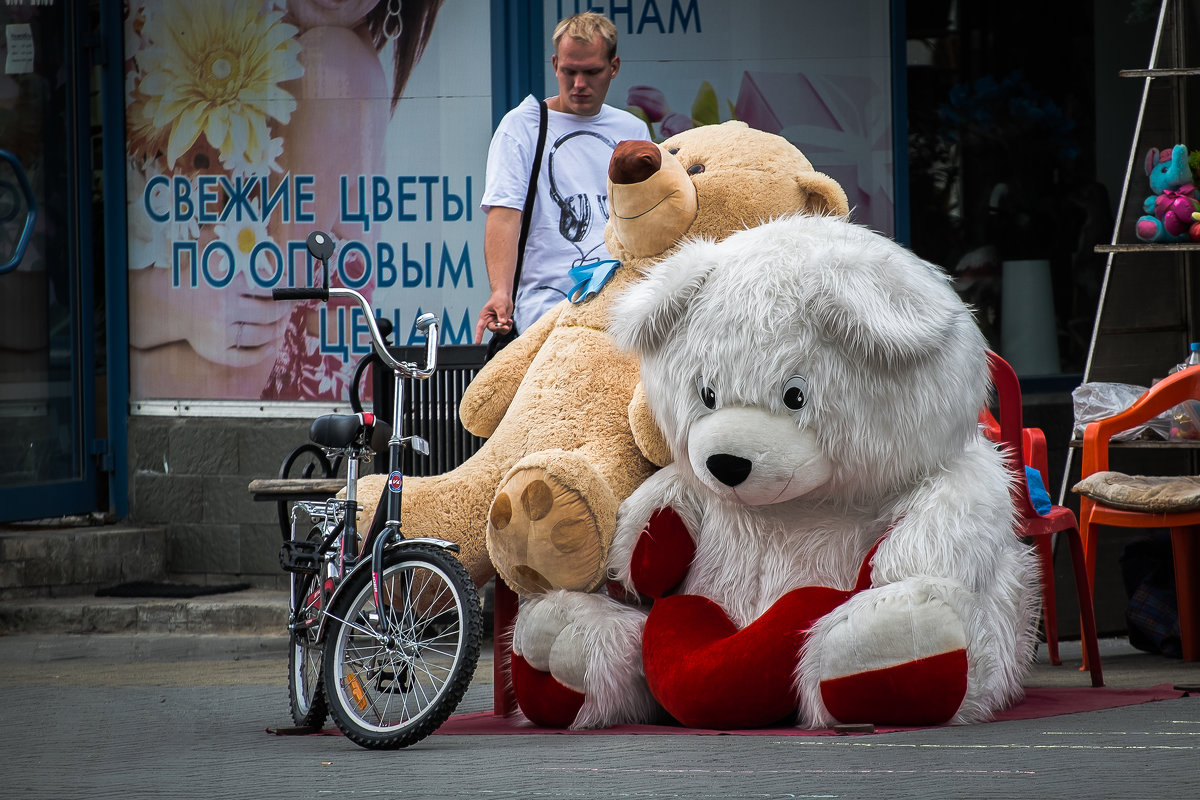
475, 290, 515, 344
476, 206, 524, 343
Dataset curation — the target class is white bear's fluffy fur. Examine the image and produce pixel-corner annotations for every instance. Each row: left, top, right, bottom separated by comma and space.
512, 215, 1040, 729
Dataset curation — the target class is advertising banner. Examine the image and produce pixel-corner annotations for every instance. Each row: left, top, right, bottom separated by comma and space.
124, 0, 491, 403
125, 0, 893, 405
546, 0, 895, 236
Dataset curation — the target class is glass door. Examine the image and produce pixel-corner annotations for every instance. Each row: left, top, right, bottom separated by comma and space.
0, 1, 99, 522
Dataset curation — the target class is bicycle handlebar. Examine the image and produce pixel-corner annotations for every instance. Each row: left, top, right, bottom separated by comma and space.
272, 231, 438, 379
272, 287, 329, 301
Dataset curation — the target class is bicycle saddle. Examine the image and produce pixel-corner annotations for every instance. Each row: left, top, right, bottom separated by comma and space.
309, 412, 391, 451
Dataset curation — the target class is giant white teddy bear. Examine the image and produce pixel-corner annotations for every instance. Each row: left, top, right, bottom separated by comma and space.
508, 214, 1040, 730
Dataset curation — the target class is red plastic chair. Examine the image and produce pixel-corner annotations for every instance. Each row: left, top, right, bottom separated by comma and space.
983, 352, 1103, 685
1078, 364, 1200, 662
493, 579, 519, 716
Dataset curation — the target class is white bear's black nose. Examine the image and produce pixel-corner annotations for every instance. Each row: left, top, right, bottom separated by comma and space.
706, 453, 751, 487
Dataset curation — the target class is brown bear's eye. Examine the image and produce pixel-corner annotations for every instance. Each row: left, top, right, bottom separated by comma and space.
687, 163, 705, 175
668, 147, 680, 155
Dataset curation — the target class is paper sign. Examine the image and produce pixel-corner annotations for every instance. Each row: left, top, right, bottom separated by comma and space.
6, 24, 34, 75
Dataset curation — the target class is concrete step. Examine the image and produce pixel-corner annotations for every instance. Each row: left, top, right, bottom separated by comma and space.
0, 585, 495, 639
0, 519, 167, 599
0, 517, 287, 636
0, 588, 288, 636
0, 516, 494, 637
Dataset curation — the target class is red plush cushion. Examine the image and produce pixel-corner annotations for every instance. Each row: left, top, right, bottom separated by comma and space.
629, 507, 696, 599
819, 649, 968, 726
510, 651, 585, 728
642, 586, 852, 729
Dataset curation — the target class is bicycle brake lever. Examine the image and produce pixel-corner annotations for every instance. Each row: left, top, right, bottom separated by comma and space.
403, 436, 430, 456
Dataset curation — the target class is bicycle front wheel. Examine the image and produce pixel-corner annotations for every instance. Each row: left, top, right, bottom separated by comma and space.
322, 544, 482, 749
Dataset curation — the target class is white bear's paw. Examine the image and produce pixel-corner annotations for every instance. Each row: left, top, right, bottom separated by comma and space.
509, 591, 656, 729
808, 584, 969, 727
487, 454, 616, 596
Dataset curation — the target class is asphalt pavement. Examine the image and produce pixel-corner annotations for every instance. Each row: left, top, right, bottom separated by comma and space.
1, 629, 1198, 800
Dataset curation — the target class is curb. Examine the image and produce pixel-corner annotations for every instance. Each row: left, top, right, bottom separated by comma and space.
0, 589, 288, 636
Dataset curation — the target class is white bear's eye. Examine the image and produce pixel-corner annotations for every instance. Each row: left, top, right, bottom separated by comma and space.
782, 375, 809, 411
695, 376, 716, 410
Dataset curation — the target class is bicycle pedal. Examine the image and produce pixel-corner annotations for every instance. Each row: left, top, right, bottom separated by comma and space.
279, 540, 320, 574
376, 664, 412, 693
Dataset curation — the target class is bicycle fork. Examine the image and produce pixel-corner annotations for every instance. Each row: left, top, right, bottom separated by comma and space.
369, 522, 396, 639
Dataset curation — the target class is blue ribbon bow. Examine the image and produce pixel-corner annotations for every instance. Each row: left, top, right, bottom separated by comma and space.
568, 259, 620, 304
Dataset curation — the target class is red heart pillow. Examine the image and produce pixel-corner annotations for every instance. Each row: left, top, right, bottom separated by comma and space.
642, 586, 851, 729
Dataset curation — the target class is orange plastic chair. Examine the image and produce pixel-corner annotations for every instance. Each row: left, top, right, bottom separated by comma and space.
984, 352, 1104, 685
1078, 364, 1200, 662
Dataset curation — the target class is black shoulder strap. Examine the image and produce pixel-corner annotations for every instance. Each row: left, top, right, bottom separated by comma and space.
513, 99, 548, 295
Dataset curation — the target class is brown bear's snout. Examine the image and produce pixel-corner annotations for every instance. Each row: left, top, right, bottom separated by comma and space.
609, 140, 662, 185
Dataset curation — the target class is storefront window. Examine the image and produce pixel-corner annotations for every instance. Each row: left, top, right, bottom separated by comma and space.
0, 1, 88, 491
906, 1, 1155, 378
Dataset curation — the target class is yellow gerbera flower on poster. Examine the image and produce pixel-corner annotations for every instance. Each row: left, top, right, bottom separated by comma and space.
137, 0, 302, 169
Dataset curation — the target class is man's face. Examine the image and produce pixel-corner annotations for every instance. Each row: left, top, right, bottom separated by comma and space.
552, 34, 619, 117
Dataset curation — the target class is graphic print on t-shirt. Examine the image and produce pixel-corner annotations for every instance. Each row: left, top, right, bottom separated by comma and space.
547, 130, 618, 263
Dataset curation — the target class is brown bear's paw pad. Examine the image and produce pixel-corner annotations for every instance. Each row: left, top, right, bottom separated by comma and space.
520, 479, 555, 521
489, 492, 513, 530
487, 468, 605, 596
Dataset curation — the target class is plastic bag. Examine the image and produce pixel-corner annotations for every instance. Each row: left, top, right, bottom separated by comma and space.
1167, 398, 1200, 439
1071, 382, 1175, 441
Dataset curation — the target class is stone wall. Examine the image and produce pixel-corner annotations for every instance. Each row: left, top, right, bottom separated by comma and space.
127, 416, 312, 589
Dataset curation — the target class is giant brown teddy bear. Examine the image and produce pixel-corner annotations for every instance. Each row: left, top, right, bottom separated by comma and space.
353, 121, 849, 594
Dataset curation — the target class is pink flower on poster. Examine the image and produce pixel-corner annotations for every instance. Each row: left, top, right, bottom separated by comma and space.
736, 71, 893, 235
626, 85, 668, 122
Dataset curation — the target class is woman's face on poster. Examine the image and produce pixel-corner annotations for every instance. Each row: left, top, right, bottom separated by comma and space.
286, 0, 379, 30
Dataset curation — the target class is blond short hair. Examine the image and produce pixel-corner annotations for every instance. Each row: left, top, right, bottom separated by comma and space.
552, 12, 618, 60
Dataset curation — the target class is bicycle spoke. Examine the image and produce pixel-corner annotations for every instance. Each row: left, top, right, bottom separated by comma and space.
344, 646, 375, 668
325, 609, 384, 640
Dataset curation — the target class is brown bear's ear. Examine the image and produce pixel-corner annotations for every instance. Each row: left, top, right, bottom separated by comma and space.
609, 235, 720, 356
796, 171, 850, 218
629, 382, 672, 467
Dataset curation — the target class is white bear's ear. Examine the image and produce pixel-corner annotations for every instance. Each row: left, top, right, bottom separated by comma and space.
812, 244, 969, 365
609, 237, 720, 355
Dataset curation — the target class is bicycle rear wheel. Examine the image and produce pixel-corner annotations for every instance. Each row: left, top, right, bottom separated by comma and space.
322, 544, 482, 749
288, 566, 328, 729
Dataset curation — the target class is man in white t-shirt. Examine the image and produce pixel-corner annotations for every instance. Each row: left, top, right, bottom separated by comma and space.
475, 12, 649, 343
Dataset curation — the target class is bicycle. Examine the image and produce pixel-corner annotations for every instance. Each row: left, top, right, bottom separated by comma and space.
273, 230, 483, 749
273, 353, 384, 733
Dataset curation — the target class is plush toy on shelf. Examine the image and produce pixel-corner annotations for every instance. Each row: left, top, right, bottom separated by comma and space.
509, 214, 1040, 731
1136, 144, 1200, 243
1189, 209, 1200, 242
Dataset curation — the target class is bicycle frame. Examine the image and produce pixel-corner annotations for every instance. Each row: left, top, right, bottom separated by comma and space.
279, 411, 370, 651
275, 245, 459, 642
